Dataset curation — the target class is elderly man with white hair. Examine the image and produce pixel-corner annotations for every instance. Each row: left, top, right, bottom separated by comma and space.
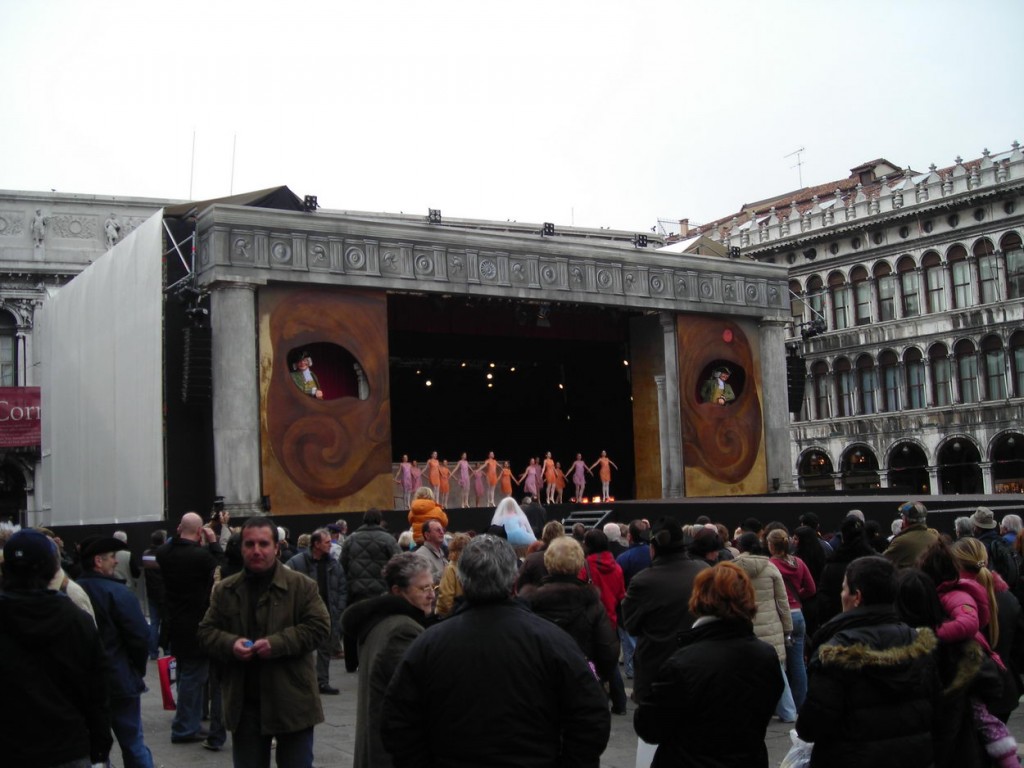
1001, 514, 1023, 547
603, 521, 627, 558
112, 530, 142, 592
381, 535, 611, 767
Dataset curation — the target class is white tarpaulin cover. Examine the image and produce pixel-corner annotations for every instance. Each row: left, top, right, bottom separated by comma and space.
37, 211, 164, 525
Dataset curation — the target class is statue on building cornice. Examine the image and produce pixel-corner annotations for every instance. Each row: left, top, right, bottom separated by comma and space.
104, 213, 121, 249
31, 209, 47, 248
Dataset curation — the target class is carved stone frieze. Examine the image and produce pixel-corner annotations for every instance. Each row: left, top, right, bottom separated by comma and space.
270, 238, 293, 266
0, 212, 25, 237
196, 213, 789, 319
49, 214, 99, 239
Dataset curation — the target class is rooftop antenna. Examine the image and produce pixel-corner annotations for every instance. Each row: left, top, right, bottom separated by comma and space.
785, 146, 806, 188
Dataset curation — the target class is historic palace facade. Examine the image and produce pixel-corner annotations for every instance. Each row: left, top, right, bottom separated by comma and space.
695, 142, 1024, 496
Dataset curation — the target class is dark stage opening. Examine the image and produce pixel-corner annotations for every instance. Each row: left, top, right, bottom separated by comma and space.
388, 295, 637, 500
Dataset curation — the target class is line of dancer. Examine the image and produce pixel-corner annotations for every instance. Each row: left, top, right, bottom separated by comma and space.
394, 451, 619, 508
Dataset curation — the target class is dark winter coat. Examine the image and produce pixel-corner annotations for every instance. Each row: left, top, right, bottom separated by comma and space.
620, 550, 710, 703
341, 594, 429, 768
156, 536, 222, 658
816, 538, 876, 626
797, 604, 940, 768
634, 618, 784, 768
380, 598, 611, 768
525, 575, 619, 685
341, 524, 401, 602
78, 570, 151, 700
285, 549, 347, 625
0, 589, 113, 767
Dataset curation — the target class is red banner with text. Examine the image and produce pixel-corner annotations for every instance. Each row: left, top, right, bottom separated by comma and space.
0, 387, 41, 448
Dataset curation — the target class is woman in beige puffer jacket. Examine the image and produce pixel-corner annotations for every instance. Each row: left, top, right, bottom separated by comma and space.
734, 532, 797, 721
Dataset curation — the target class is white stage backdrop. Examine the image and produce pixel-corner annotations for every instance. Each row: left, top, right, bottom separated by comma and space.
38, 211, 164, 525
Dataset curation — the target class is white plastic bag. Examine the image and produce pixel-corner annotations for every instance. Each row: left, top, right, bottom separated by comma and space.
779, 728, 813, 768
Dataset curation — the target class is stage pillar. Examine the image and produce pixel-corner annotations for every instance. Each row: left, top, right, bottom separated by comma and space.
759, 315, 794, 492
211, 282, 262, 513
659, 313, 684, 497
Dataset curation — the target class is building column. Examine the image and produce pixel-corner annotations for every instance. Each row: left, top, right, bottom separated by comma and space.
927, 466, 940, 495
981, 462, 994, 494
210, 282, 262, 514
654, 374, 671, 497
15, 331, 26, 387
659, 313, 684, 498
878, 469, 890, 489
759, 316, 795, 492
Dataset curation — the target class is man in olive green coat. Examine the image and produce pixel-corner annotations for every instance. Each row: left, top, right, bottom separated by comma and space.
198, 517, 330, 767
883, 501, 939, 568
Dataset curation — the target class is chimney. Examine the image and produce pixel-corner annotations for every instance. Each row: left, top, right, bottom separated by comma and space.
678, 218, 690, 237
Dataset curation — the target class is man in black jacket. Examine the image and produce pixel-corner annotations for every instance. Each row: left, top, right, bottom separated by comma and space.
797, 555, 939, 768
156, 511, 223, 745
287, 527, 348, 695
621, 517, 710, 703
381, 534, 611, 768
1, 529, 113, 768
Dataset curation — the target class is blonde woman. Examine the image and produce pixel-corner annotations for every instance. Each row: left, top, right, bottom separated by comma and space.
436, 533, 471, 618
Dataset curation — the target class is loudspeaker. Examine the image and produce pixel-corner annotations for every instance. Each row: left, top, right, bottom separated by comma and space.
787, 354, 807, 413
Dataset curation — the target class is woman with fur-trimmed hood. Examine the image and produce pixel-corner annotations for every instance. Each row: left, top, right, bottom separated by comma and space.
797, 556, 940, 768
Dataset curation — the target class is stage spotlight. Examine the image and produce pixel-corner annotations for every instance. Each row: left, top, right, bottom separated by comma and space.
428, 208, 442, 224
303, 195, 319, 212
728, 246, 741, 258
425, 380, 433, 387
542, 222, 555, 236
591, 496, 601, 503
633, 234, 648, 248
486, 373, 493, 380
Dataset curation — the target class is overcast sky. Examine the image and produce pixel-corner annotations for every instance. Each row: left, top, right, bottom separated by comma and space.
3, 0, 1022, 234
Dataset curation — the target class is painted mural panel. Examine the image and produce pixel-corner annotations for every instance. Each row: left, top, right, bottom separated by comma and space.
259, 286, 392, 512
679, 315, 767, 496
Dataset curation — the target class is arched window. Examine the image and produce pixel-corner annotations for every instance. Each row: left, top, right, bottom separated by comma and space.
922, 251, 944, 313
857, 354, 876, 415
798, 450, 834, 492
888, 442, 930, 495
850, 266, 871, 325
834, 357, 854, 417
929, 343, 952, 407
898, 256, 919, 317
981, 335, 1007, 401
938, 438, 982, 494
1002, 232, 1024, 300
991, 432, 1024, 494
904, 347, 925, 409
789, 279, 803, 321
954, 339, 979, 403
874, 262, 896, 321
0, 312, 16, 387
811, 360, 830, 420
975, 239, 999, 304
1012, 330, 1024, 397
879, 350, 900, 412
948, 245, 972, 308
841, 445, 880, 491
806, 274, 825, 328
829, 272, 849, 330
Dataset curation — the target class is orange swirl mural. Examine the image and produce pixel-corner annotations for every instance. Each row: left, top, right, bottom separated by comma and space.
679, 315, 767, 495
259, 286, 392, 510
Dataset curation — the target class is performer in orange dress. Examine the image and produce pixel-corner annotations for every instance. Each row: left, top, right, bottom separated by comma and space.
477, 452, 500, 507
438, 459, 452, 508
588, 451, 619, 501
410, 460, 423, 493
554, 461, 567, 504
498, 461, 519, 499
542, 451, 557, 504
425, 451, 441, 497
